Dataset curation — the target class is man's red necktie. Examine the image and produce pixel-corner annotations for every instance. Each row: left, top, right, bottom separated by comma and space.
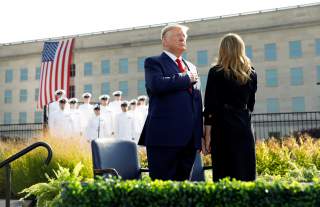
175, 58, 192, 93
175, 58, 185, 73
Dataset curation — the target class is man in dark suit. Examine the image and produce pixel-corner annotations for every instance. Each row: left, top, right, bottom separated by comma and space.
138, 24, 203, 181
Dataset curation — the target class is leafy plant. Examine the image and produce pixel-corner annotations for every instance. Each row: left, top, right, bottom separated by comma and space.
19, 162, 86, 207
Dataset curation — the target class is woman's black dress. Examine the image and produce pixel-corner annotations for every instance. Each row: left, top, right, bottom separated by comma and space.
203, 65, 257, 181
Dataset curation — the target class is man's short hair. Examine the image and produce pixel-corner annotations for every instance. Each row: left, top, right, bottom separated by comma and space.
161, 23, 189, 40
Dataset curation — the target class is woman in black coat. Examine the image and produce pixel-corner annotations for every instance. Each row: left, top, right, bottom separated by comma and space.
203, 33, 257, 181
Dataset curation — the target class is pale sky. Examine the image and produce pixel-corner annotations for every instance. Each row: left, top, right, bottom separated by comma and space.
1, 0, 318, 44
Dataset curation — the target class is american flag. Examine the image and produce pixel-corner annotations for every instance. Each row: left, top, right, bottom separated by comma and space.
37, 38, 75, 109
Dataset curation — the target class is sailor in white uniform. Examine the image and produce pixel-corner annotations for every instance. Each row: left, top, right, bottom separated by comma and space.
108, 91, 123, 115
68, 98, 83, 138
115, 101, 135, 142
137, 95, 148, 120
78, 92, 94, 134
85, 104, 112, 141
99, 94, 114, 135
129, 99, 145, 143
48, 97, 72, 138
48, 89, 69, 118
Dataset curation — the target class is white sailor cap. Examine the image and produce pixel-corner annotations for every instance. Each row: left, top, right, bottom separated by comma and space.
55, 89, 66, 96
82, 92, 92, 98
121, 101, 129, 107
130, 99, 138, 105
99, 94, 110, 100
58, 97, 68, 103
69, 98, 78, 104
93, 104, 101, 110
112, 91, 123, 96
137, 95, 147, 101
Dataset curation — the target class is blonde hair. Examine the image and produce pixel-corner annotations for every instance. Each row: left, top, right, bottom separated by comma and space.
216, 33, 253, 85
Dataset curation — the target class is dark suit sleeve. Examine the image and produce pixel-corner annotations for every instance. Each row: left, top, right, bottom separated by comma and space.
145, 57, 191, 94
203, 68, 218, 125
248, 70, 257, 112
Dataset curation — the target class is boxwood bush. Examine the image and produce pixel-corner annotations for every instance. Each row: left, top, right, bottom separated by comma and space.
58, 177, 320, 207
1, 135, 320, 199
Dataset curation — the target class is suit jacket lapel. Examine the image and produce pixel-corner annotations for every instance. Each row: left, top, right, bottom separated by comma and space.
160, 52, 180, 74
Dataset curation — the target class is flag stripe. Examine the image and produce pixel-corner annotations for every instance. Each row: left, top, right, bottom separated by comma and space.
60, 40, 69, 91
37, 38, 75, 109
38, 62, 45, 109
66, 39, 74, 97
43, 62, 48, 106
48, 60, 54, 101
64, 39, 72, 97
56, 41, 65, 91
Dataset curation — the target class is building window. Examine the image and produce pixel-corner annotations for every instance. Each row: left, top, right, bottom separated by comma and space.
137, 80, 146, 95
69, 85, 75, 98
289, 40, 302, 58
35, 88, 39, 101
83, 84, 92, 94
5, 69, 13, 83
245, 46, 253, 60
292, 97, 305, 112
70, 64, 76, 77
264, 43, 277, 61
200, 75, 208, 93
101, 82, 110, 95
317, 65, 320, 82
4, 112, 12, 124
19, 112, 27, 124
265, 69, 278, 87
137, 57, 146, 72
290, 67, 303, 86
197, 50, 208, 66
119, 58, 129, 73
34, 111, 43, 123
35, 67, 41, 80
182, 52, 187, 60
315, 39, 320, 56
84, 62, 93, 76
4, 90, 12, 104
20, 89, 28, 102
20, 68, 28, 81
119, 81, 128, 96
101, 60, 110, 75
266, 98, 280, 113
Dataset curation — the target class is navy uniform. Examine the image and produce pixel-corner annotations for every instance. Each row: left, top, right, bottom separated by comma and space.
79, 92, 94, 134
99, 94, 114, 136
68, 98, 83, 137
129, 99, 145, 143
85, 104, 112, 141
49, 97, 72, 138
108, 91, 123, 115
115, 101, 135, 142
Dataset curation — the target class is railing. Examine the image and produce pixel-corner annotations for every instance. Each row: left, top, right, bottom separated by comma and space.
1, 112, 320, 140
0, 123, 44, 140
252, 111, 320, 139
0, 142, 52, 207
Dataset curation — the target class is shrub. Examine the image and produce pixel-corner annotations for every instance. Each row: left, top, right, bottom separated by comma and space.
58, 177, 320, 207
1, 135, 320, 199
20, 162, 89, 207
0, 136, 93, 198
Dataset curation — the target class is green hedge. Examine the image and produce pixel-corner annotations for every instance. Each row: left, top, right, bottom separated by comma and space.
1, 136, 320, 199
58, 178, 320, 207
